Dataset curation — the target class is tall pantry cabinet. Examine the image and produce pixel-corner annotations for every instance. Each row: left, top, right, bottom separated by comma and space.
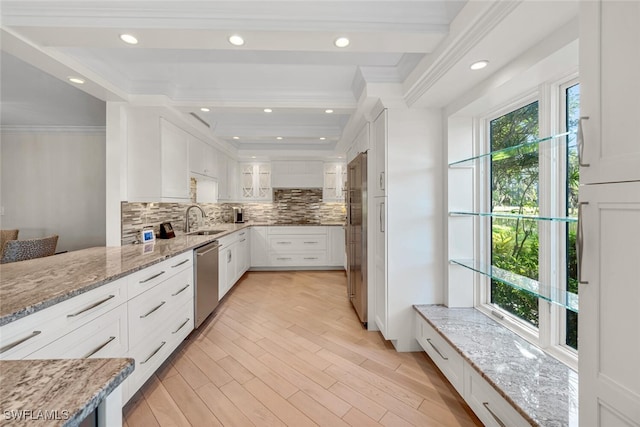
579, 1, 640, 425
369, 106, 442, 351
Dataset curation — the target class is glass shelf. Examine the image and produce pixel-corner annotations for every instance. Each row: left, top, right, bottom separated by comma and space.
450, 259, 579, 313
448, 131, 574, 167
449, 211, 577, 223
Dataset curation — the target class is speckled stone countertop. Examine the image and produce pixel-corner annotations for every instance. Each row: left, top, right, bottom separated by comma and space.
0, 222, 343, 326
414, 305, 579, 427
0, 358, 134, 426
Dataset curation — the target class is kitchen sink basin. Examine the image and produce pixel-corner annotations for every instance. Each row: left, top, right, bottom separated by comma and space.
188, 229, 226, 236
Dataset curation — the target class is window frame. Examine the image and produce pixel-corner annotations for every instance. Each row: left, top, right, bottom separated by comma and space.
474, 74, 579, 370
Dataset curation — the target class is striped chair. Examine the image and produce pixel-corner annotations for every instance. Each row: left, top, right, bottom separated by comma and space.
0, 235, 58, 264
0, 229, 19, 258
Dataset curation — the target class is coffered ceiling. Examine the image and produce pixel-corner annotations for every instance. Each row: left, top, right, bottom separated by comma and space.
0, 1, 466, 152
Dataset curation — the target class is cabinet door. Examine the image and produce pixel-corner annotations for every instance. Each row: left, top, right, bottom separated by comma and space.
240, 163, 255, 199
327, 226, 345, 267
218, 247, 229, 300
579, 182, 640, 426
251, 226, 268, 267
372, 110, 386, 197
189, 135, 206, 176
580, 1, 640, 184
227, 242, 238, 291
227, 158, 238, 201
160, 118, 190, 200
373, 197, 388, 336
217, 151, 229, 200
238, 230, 250, 273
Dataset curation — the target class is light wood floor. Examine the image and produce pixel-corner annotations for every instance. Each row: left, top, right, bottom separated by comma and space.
123, 271, 482, 427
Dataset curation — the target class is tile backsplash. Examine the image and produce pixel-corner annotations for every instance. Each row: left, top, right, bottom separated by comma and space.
121, 188, 346, 245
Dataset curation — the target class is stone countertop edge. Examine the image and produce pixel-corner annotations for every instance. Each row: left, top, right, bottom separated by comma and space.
413, 304, 578, 427
0, 222, 344, 326
0, 357, 134, 427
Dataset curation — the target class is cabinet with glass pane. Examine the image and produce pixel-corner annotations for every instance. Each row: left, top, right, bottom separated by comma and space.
240, 162, 271, 201
323, 162, 346, 202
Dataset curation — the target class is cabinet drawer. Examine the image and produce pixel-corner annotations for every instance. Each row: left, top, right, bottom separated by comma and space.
268, 226, 326, 235
127, 254, 193, 298
269, 235, 327, 252
0, 277, 127, 360
415, 313, 464, 395
464, 365, 530, 427
128, 268, 193, 345
28, 303, 128, 359
269, 252, 327, 266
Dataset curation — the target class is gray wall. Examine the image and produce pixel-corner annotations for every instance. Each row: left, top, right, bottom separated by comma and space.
0, 130, 106, 252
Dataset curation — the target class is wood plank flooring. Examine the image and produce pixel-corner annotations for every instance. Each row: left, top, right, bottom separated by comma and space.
123, 271, 482, 427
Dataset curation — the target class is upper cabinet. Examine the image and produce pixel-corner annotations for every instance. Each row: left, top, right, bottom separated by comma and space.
189, 136, 217, 179
240, 162, 272, 201
580, 0, 640, 184
218, 153, 238, 202
323, 162, 346, 202
126, 108, 190, 202
271, 161, 323, 188
371, 109, 386, 198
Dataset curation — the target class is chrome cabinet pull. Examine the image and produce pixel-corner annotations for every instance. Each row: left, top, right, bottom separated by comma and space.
67, 295, 115, 318
172, 319, 190, 334
482, 402, 507, 427
140, 341, 166, 364
171, 284, 190, 296
277, 257, 292, 261
303, 241, 318, 244
83, 336, 116, 358
276, 241, 292, 244
577, 202, 589, 284
379, 171, 385, 190
380, 201, 385, 233
139, 271, 165, 283
171, 259, 189, 268
0, 331, 41, 354
140, 301, 166, 318
240, 239, 246, 242
577, 116, 590, 167
426, 338, 448, 360
304, 257, 318, 260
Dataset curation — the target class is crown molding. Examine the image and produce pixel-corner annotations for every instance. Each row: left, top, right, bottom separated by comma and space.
404, 0, 522, 107
0, 125, 106, 133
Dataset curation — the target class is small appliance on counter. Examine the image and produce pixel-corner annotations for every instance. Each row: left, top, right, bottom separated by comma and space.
232, 207, 244, 223
159, 222, 175, 239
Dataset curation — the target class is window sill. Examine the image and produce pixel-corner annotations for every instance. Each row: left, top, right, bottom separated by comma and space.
414, 304, 579, 426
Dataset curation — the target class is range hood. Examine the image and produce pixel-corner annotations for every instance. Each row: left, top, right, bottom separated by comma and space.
271, 160, 323, 188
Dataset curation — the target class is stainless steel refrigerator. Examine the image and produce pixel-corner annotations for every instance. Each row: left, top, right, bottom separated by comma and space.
346, 152, 367, 326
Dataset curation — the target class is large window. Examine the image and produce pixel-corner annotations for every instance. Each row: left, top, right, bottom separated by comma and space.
482, 81, 579, 361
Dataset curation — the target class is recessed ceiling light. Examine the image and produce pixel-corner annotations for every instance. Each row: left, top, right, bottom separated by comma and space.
68, 77, 85, 84
276, 137, 283, 140
251, 156, 256, 159
334, 37, 350, 48
120, 34, 138, 45
228, 35, 245, 46
338, 156, 343, 159
232, 136, 240, 140
320, 137, 326, 140
470, 60, 489, 71
325, 109, 334, 114
264, 108, 273, 113
200, 107, 210, 112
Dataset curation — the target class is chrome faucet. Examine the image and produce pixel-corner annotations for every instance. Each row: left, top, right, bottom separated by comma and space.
184, 204, 207, 233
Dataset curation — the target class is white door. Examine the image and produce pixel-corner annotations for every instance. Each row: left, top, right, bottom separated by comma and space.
579, 182, 640, 426
580, 1, 640, 184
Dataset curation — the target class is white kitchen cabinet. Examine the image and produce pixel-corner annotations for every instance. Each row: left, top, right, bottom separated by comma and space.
327, 226, 346, 267
218, 229, 249, 299
0, 277, 127, 360
237, 229, 250, 276
580, 1, 640, 185
579, 3, 640, 426
189, 135, 217, 179
250, 226, 269, 267
240, 162, 271, 200
218, 154, 238, 201
218, 244, 229, 301
323, 162, 346, 202
578, 182, 640, 426
367, 107, 440, 350
372, 109, 386, 197
126, 109, 190, 202
159, 118, 190, 200
271, 160, 323, 188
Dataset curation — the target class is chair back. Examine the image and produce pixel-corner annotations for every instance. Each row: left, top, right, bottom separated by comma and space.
0, 229, 19, 258
0, 235, 59, 264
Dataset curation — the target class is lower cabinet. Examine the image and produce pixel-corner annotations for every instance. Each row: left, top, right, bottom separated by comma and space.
415, 313, 529, 427
218, 229, 250, 300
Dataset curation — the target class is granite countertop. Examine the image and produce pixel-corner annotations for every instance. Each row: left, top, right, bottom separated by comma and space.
414, 305, 579, 427
0, 358, 134, 427
0, 222, 344, 326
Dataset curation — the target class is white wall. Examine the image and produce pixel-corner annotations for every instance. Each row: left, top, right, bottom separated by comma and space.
0, 129, 106, 252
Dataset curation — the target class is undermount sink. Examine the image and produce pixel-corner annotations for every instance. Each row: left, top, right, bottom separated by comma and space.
188, 229, 226, 236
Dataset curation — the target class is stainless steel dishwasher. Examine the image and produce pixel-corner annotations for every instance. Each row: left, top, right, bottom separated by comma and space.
194, 240, 219, 328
